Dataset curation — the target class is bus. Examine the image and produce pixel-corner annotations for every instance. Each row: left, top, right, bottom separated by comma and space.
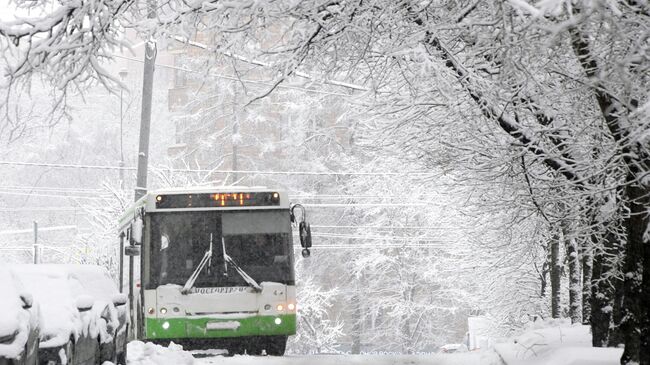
117, 187, 312, 356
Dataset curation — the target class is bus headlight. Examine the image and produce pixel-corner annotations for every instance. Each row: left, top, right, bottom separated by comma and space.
288, 303, 295, 311
264, 304, 271, 311
276, 304, 284, 311
147, 307, 155, 315
162, 321, 170, 330
160, 308, 167, 315
274, 318, 282, 325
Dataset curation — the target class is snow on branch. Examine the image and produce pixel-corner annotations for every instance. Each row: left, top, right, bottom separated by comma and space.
424, 34, 585, 187
0, 0, 135, 139
0, 0, 133, 99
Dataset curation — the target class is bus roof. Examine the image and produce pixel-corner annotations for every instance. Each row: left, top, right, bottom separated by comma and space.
118, 186, 289, 229
148, 186, 272, 195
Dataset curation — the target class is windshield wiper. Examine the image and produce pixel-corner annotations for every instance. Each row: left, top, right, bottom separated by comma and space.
181, 233, 213, 294
221, 237, 262, 292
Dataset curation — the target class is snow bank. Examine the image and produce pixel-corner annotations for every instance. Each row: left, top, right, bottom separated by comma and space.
127, 341, 195, 365
494, 319, 623, 365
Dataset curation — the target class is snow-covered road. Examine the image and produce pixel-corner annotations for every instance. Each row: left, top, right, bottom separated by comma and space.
126, 341, 504, 365
194, 353, 503, 365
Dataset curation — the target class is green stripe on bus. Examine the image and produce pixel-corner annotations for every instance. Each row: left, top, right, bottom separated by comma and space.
145, 314, 297, 339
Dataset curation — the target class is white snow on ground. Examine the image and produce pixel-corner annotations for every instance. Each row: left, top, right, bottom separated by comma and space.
125, 341, 502, 365
196, 352, 502, 365
121, 319, 625, 365
494, 319, 623, 365
127, 341, 195, 365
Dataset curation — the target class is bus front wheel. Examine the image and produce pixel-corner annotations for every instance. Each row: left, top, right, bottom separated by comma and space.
265, 336, 287, 356
226, 342, 244, 357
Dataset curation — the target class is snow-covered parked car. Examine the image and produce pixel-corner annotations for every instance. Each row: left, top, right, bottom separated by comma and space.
61, 265, 128, 365
10, 265, 116, 365
0, 268, 40, 365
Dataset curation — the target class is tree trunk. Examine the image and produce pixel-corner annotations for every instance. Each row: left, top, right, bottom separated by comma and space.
550, 233, 561, 319
563, 225, 581, 324
620, 183, 649, 365
568, 18, 649, 364
642, 198, 650, 365
351, 274, 363, 355
610, 263, 625, 348
580, 238, 592, 324
590, 230, 623, 347
351, 294, 362, 354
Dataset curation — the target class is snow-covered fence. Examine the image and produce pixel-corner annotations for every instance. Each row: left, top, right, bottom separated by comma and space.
0, 224, 83, 264
0, 246, 33, 263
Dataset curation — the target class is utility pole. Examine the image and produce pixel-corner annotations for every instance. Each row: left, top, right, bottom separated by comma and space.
134, 0, 157, 202
119, 68, 128, 191
232, 86, 239, 183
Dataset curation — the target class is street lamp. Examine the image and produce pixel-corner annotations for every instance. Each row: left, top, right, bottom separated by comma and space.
119, 68, 128, 190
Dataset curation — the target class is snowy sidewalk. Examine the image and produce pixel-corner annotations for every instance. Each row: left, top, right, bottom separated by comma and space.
493, 320, 623, 365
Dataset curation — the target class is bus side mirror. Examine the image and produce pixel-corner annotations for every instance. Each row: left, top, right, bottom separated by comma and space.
299, 221, 312, 258
125, 245, 140, 256
299, 221, 312, 248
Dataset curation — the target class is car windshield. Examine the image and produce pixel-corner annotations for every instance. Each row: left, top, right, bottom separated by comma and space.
147, 210, 294, 289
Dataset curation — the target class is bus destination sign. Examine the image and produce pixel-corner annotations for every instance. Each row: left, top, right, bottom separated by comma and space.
155, 192, 281, 209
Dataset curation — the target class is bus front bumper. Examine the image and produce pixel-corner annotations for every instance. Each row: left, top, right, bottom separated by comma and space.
145, 313, 296, 340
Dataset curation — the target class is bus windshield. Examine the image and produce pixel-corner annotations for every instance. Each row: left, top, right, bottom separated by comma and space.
147, 210, 294, 289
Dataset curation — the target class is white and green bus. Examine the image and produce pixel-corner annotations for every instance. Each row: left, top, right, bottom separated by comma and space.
118, 187, 312, 355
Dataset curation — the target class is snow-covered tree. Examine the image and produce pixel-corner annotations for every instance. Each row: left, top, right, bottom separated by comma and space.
2, 0, 648, 362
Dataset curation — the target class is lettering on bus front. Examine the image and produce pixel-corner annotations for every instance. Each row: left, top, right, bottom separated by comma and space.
188, 287, 251, 294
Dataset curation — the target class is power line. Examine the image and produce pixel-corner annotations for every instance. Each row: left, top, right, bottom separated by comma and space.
302, 203, 431, 208
293, 245, 445, 250
0, 186, 454, 199
292, 194, 443, 199
0, 191, 109, 200
311, 225, 462, 230
113, 54, 352, 97
1, 191, 433, 205
301, 232, 447, 242
0, 186, 103, 193
0, 207, 80, 212
0, 161, 439, 176
0, 225, 78, 236
0, 161, 134, 171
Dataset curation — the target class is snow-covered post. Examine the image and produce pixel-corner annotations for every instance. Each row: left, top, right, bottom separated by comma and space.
32, 221, 40, 264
